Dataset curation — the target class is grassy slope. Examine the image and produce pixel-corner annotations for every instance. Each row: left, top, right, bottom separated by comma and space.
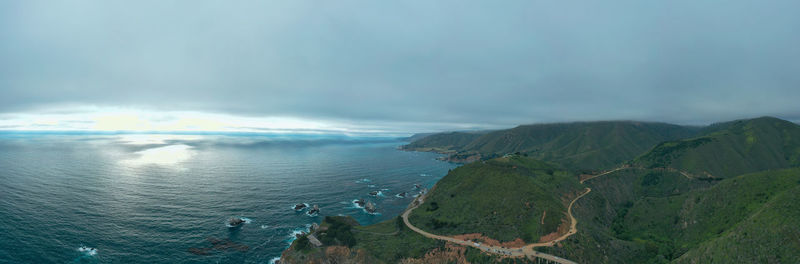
401, 131, 486, 153
352, 217, 445, 262
405, 121, 698, 170
409, 156, 581, 242
636, 117, 800, 178
675, 184, 800, 264
284, 117, 800, 263
282, 216, 444, 264
537, 168, 713, 263
545, 168, 800, 263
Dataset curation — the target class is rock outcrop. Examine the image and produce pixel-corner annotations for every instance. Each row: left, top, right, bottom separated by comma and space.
354, 199, 366, 208
228, 217, 245, 227
365, 202, 377, 214
307, 204, 320, 216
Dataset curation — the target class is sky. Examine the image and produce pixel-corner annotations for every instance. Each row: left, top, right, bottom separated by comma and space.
2, 1, 800, 135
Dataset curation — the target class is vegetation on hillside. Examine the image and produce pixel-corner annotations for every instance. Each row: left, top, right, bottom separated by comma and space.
546, 167, 800, 263
401, 131, 487, 153
636, 116, 800, 178
283, 117, 800, 264
409, 155, 581, 242
404, 121, 699, 170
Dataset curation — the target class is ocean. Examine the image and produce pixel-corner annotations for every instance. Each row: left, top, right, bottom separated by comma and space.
0, 133, 456, 263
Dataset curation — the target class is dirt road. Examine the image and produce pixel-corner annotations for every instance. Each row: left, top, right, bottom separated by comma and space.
401, 188, 591, 264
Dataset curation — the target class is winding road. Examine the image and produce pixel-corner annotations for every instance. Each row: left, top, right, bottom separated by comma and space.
400, 165, 634, 263
580, 165, 629, 183
401, 188, 591, 264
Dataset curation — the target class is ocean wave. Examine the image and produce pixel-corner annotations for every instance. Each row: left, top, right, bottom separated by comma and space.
420, 173, 431, 177
286, 225, 312, 244
355, 178, 372, 183
77, 246, 97, 256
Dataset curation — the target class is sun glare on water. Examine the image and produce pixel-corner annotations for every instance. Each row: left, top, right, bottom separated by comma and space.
122, 144, 196, 167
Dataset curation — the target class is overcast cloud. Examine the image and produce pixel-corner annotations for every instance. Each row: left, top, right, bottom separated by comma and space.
2, 0, 799, 133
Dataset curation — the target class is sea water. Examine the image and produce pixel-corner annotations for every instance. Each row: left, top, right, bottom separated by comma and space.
0, 133, 456, 263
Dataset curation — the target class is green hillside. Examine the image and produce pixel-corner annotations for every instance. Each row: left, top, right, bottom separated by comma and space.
405, 121, 698, 170
636, 117, 800, 178
675, 184, 800, 263
282, 215, 538, 264
401, 131, 487, 153
282, 117, 800, 264
543, 167, 800, 263
409, 155, 581, 242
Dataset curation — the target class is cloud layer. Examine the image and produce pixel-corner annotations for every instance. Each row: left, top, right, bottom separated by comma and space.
2, 1, 799, 132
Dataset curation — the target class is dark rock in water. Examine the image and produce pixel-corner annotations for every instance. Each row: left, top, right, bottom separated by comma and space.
414, 184, 422, 189
396, 192, 407, 198
188, 247, 211, 255
228, 217, 245, 227
294, 203, 308, 211
208, 237, 249, 252
188, 237, 249, 255
365, 202, 377, 213
369, 191, 379, 196
354, 199, 366, 208
307, 204, 320, 216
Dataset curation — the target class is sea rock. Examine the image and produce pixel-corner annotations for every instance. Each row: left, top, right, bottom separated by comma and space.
188, 237, 250, 255
396, 192, 407, 198
354, 199, 366, 208
228, 217, 245, 227
307, 204, 320, 216
294, 203, 307, 211
414, 184, 422, 189
365, 202, 377, 213
369, 191, 379, 196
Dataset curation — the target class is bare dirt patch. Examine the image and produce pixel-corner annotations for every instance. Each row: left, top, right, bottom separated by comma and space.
538, 217, 568, 243
452, 233, 527, 248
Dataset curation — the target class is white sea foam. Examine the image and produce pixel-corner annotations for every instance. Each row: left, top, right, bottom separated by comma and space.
269, 257, 281, 264
286, 225, 312, 244
261, 225, 270, 229
78, 246, 97, 256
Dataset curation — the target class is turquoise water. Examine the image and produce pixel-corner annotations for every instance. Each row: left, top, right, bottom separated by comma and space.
0, 133, 456, 263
